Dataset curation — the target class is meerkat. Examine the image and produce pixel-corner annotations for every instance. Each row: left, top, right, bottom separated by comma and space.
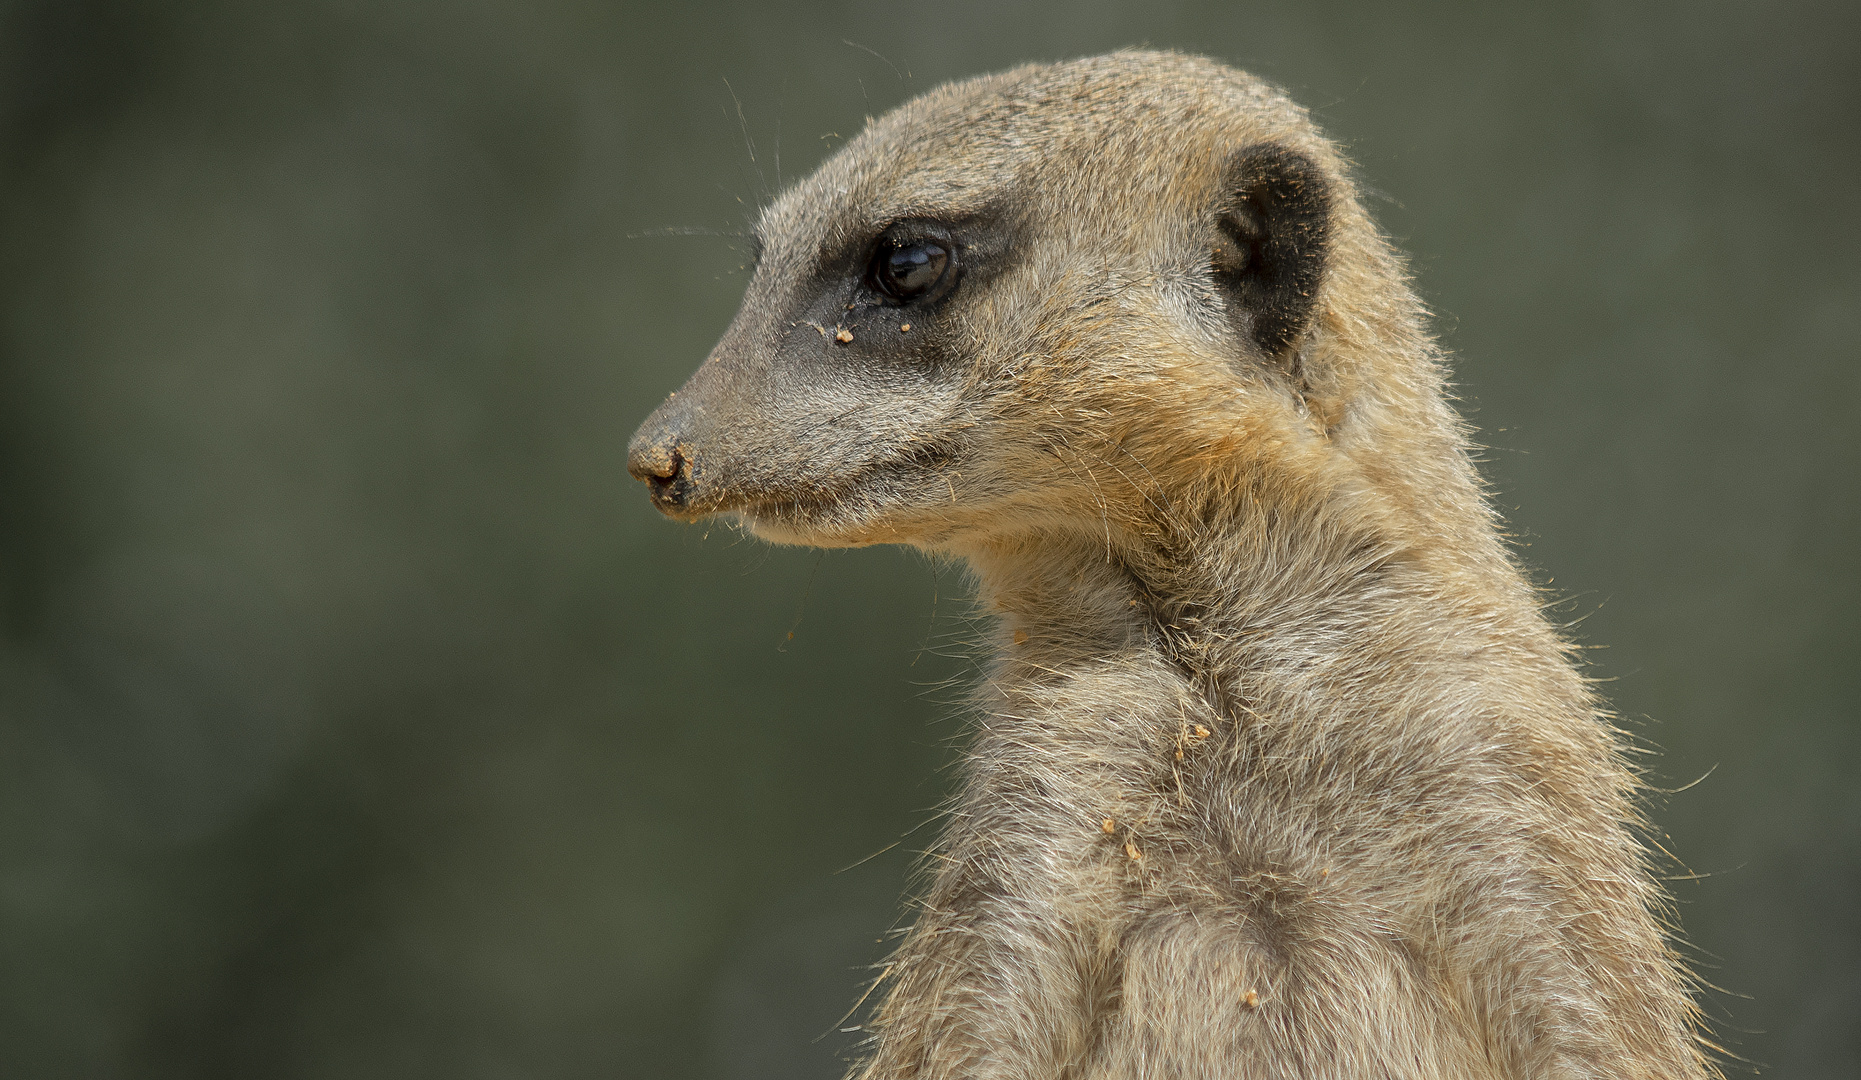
628, 51, 1712, 1080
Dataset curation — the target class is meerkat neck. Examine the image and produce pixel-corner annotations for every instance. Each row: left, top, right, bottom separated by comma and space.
960, 478, 1558, 718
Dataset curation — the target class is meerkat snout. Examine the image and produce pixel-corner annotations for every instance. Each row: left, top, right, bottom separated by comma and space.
625, 431, 691, 513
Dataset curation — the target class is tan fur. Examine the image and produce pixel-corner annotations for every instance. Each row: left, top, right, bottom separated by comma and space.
629, 51, 1711, 1080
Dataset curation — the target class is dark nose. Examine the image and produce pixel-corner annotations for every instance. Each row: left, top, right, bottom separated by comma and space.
627, 427, 692, 513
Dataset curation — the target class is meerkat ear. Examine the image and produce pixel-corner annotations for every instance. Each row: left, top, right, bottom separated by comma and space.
1210, 145, 1332, 363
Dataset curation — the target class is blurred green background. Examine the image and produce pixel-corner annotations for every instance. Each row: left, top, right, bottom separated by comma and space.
0, 1, 1854, 1076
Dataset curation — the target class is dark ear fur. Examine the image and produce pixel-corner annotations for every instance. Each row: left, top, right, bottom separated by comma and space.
1211, 145, 1331, 362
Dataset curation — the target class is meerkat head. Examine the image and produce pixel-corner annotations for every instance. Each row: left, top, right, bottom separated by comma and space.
630, 52, 1442, 553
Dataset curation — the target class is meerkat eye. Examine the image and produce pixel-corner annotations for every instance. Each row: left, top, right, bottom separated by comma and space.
871, 239, 951, 301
